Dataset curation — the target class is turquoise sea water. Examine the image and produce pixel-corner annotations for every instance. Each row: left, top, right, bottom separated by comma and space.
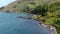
0, 13, 50, 34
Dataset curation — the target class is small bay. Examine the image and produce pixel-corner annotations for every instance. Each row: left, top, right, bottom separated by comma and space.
0, 13, 50, 34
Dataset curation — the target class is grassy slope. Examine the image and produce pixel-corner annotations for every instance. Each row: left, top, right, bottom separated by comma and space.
3, 0, 59, 13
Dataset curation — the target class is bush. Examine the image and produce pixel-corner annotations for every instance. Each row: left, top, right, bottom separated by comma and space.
30, 2, 60, 34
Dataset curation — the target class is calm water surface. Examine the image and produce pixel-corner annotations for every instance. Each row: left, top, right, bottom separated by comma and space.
0, 13, 51, 34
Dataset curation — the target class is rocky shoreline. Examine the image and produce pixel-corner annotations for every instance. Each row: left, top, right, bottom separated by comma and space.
31, 15, 57, 34
17, 14, 57, 34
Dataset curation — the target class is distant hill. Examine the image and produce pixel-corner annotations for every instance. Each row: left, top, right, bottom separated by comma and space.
0, 7, 4, 12
3, 0, 60, 13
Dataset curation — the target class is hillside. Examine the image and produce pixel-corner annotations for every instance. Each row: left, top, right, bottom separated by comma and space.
2, 0, 60, 34
3, 0, 59, 13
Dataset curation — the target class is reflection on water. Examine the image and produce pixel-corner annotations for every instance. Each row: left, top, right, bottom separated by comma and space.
0, 13, 50, 34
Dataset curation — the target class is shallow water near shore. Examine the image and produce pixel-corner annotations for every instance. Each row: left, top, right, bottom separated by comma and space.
0, 13, 51, 34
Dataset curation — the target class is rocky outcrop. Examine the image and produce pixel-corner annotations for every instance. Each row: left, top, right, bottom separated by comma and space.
39, 21, 57, 34
49, 26, 57, 34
